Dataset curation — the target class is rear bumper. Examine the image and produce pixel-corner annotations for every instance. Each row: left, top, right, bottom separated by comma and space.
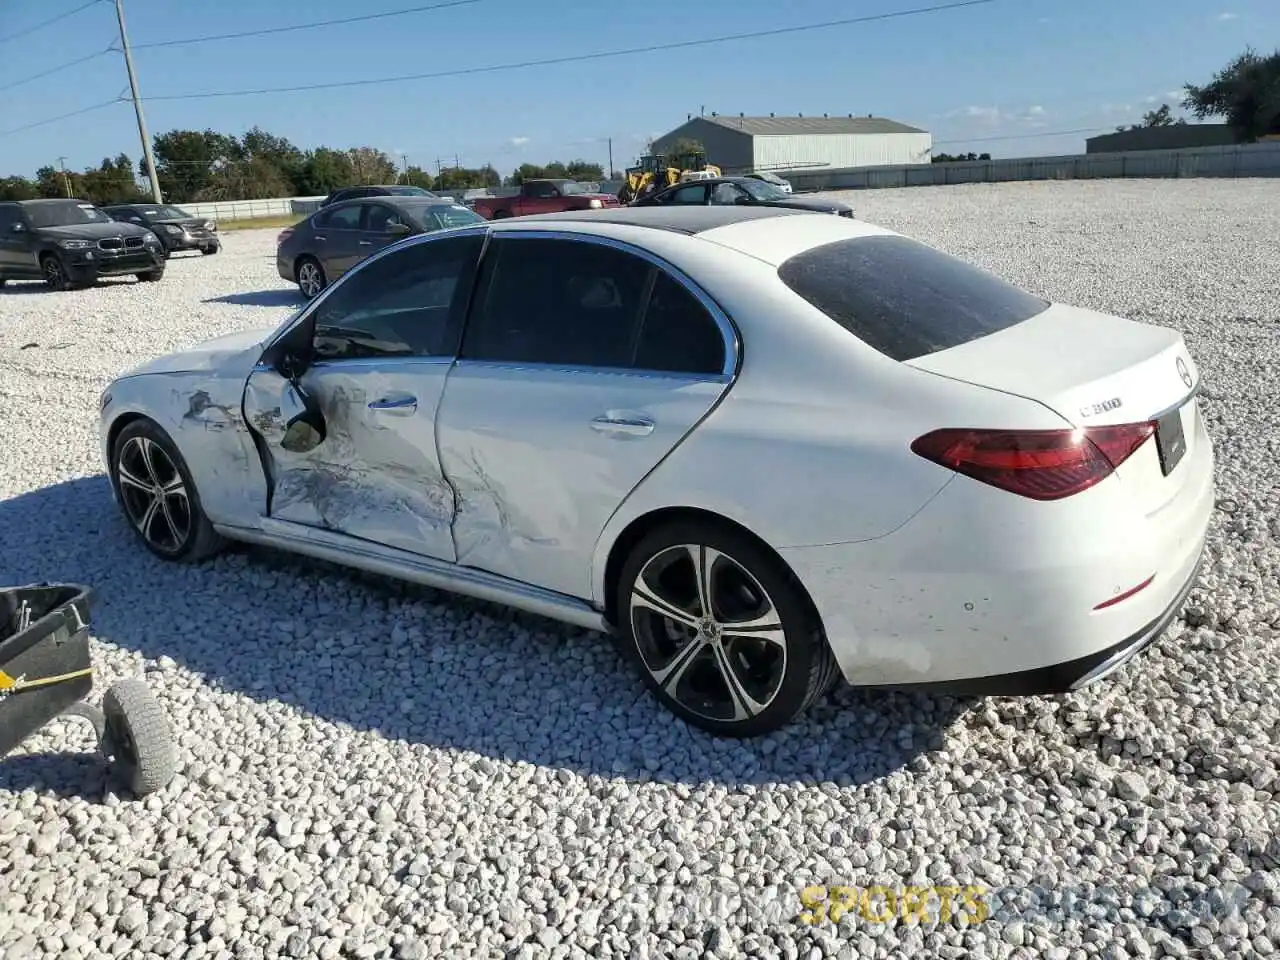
781, 408, 1215, 691
163, 234, 219, 253
891, 536, 1206, 696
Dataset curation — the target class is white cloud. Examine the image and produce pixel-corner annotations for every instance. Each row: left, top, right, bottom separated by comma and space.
509, 136, 530, 147
1100, 102, 1133, 114
1216, 12, 1238, 20
1166, 89, 1183, 100
948, 104, 1046, 127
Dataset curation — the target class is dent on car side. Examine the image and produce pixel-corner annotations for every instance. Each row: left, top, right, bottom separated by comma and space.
101, 332, 274, 525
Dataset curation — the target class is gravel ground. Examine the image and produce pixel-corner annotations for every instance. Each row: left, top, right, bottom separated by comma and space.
2, 179, 1279, 960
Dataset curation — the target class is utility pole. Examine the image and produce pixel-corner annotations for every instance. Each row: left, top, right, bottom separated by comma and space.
114, 0, 162, 202
455, 153, 461, 170
56, 157, 72, 198
607, 138, 613, 177
400, 153, 409, 183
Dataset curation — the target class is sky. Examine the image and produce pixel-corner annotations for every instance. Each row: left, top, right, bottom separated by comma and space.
0, 0, 1275, 181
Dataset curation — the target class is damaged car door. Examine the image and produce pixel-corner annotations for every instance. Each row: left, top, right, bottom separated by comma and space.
436, 232, 736, 599
242, 231, 486, 561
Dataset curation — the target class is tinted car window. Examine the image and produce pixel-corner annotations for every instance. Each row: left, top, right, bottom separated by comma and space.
0, 206, 17, 231
365, 204, 406, 233
667, 185, 707, 205
462, 238, 650, 369
311, 234, 483, 361
322, 205, 362, 230
710, 183, 745, 205
633, 271, 726, 376
777, 235, 1051, 362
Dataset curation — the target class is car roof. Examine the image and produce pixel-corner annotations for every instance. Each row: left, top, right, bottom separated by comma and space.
13, 198, 94, 205
500, 205, 819, 235
321, 195, 459, 212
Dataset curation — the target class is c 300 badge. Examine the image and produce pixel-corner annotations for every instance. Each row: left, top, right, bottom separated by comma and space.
1079, 397, 1122, 418
1176, 357, 1193, 389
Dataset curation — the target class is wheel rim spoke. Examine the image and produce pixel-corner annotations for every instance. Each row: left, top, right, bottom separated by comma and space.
720, 608, 786, 648
651, 636, 706, 690
139, 438, 161, 485
630, 582, 699, 630
682, 543, 721, 620
137, 495, 160, 539
709, 640, 770, 721
116, 463, 151, 493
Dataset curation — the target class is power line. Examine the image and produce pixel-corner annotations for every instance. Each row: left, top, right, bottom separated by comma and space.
0, 99, 122, 137
0, 0, 105, 46
0, 48, 114, 94
933, 125, 1114, 145
131, 0, 482, 50
144, 0, 1002, 101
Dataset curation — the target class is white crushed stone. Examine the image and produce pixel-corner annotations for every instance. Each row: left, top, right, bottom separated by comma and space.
1, 180, 1279, 960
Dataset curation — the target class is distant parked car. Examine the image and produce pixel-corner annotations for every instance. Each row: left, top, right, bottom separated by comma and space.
277, 195, 485, 298
102, 202, 220, 257
0, 198, 166, 291
633, 176, 850, 216
742, 171, 794, 193
470, 179, 620, 220
318, 185, 438, 208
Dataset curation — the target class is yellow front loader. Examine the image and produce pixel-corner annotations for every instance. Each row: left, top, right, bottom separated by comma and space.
618, 152, 722, 204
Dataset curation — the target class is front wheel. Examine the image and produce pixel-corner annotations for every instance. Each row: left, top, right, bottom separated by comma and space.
136, 266, 165, 282
616, 521, 839, 737
110, 418, 225, 563
41, 254, 73, 291
201, 245, 219, 256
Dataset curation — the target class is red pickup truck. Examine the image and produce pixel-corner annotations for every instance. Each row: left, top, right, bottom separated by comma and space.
471, 179, 620, 220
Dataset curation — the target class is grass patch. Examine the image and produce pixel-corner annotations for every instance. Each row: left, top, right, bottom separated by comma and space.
217, 214, 303, 231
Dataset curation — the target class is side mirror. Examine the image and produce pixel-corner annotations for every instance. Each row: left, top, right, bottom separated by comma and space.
11, 223, 25, 233
388, 222, 412, 236
280, 380, 326, 453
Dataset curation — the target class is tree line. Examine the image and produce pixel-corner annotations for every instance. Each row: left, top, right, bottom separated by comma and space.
2, 47, 1275, 205
0, 125, 614, 206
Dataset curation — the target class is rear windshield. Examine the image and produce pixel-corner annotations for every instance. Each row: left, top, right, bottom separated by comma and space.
777, 235, 1050, 361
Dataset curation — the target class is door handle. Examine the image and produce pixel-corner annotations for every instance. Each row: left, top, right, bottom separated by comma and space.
313, 235, 326, 242
590, 414, 654, 436
358, 240, 372, 246
369, 396, 418, 414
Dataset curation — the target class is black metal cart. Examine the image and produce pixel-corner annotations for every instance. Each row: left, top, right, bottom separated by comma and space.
0, 583, 177, 796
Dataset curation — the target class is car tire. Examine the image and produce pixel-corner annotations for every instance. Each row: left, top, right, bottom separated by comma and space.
296, 256, 326, 299
40, 253, 73, 292
616, 520, 840, 737
110, 418, 225, 563
136, 266, 165, 282
490, 209, 511, 219
202, 245, 219, 256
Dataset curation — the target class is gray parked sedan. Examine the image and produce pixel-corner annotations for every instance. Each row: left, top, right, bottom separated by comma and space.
277, 196, 485, 298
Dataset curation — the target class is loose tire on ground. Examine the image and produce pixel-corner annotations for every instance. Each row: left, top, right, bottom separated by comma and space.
615, 520, 840, 737
110, 418, 226, 563
102, 679, 178, 797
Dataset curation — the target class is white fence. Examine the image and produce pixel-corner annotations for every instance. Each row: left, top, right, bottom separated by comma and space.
179, 196, 327, 222
783, 140, 1280, 192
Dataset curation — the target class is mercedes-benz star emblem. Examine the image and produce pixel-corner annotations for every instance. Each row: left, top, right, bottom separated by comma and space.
1176, 357, 1193, 389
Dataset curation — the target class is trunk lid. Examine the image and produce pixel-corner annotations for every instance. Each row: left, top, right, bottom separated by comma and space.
906, 303, 1198, 428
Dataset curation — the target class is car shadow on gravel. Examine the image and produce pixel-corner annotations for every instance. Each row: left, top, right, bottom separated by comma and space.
0, 280, 136, 296
0, 476, 973, 794
204, 289, 304, 308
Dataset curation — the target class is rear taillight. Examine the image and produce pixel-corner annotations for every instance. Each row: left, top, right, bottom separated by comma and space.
276, 229, 293, 245
910, 423, 1156, 501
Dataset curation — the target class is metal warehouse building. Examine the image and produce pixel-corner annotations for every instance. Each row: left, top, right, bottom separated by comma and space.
650, 114, 933, 174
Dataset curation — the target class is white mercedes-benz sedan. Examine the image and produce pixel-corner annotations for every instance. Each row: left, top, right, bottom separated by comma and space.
98, 205, 1214, 737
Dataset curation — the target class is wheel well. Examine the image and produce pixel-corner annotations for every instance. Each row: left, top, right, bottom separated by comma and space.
601, 506, 824, 631
293, 254, 316, 281
105, 413, 151, 468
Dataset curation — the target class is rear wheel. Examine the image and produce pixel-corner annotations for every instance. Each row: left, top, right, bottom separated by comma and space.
296, 256, 325, 298
616, 521, 839, 737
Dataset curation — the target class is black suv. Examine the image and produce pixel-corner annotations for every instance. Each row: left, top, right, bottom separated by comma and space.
318, 184, 437, 208
102, 202, 221, 257
0, 199, 166, 291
